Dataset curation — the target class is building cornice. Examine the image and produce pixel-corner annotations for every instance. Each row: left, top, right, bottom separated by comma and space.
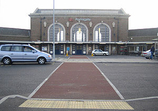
29, 8, 130, 18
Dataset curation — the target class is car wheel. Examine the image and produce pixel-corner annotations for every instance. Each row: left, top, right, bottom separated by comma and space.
103, 53, 106, 56
38, 57, 46, 65
3, 57, 12, 65
93, 53, 96, 56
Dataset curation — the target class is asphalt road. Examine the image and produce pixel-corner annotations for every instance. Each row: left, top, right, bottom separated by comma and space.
0, 61, 158, 111
95, 63, 158, 111
0, 62, 61, 99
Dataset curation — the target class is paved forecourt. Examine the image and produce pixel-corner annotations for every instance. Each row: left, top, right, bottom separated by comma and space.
20, 55, 133, 110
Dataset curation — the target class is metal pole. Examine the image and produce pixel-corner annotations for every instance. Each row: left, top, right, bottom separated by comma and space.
53, 0, 55, 60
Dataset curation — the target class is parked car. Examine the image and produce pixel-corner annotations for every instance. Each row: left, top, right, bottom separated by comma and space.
0, 44, 52, 65
141, 50, 151, 58
141, 49, 158, 59
92, 49, 109, 56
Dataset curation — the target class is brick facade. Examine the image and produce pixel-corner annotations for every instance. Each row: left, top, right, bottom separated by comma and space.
29, 8, 130, 55
0, 27, 30, 41
30, 13, 129, 43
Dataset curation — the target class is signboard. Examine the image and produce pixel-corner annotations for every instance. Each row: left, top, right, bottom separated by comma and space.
67, 47, 70, 51
75, 18, 91, 22
69, 18, 73, 22
42, 46, 47, 51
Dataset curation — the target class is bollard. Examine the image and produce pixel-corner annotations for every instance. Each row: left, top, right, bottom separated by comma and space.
66, 51, 69, 56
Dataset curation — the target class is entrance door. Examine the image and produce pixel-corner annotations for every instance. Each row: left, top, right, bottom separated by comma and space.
55, 45, 60, 55
55, 45, 64, 55
76, 45, 82, 55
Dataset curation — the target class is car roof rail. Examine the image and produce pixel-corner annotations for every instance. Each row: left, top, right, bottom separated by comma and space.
2, 44, 30, 46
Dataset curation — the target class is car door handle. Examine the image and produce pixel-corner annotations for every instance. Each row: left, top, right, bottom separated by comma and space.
25, 54, 27, 55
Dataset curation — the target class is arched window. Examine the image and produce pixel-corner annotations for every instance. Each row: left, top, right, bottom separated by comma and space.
71, 23, 88, 42
48, 23, 65, 42
93, 23, 111, 42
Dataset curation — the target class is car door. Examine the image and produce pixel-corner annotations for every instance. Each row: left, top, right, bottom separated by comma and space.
96, 49, 102, 55
23, 46, 38, 61
98, 49, 103, 55
95, 50, 100, 55
10, 46, 24, 61
94, 50, 98, 55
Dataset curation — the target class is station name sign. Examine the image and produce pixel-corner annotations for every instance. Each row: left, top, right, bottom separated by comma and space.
75, 18, 91, 22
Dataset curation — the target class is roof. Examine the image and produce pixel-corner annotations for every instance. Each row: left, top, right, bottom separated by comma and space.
0, 27, 30, 37
129, 28, 158, 37
30, 8, 130, 17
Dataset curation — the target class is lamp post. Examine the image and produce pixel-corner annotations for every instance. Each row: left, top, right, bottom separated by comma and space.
53, 0, 55, 60
114, 17, 119, 55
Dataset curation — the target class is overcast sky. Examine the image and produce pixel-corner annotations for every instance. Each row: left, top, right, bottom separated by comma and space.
0, 0, 158, 29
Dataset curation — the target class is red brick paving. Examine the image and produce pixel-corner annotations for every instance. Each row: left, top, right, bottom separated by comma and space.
32, 62, 121, 100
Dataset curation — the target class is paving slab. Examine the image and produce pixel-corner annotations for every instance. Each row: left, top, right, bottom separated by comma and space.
54, 55, 158, 63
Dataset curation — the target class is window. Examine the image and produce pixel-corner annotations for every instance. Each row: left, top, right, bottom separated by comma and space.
11, 46, 23, 52
24, 46, 34, 52
48, 23, 65, 42
71, 23, 88, 42
1, 46, 11, 51
94, 23, 110, 42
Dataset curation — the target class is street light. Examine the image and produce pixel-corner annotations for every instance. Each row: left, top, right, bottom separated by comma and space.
53, 0, 55, 60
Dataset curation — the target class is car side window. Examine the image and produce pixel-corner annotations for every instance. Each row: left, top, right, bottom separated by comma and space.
11, 46, 23, 52
96, 50, 101, 52
24, 46, 34, 52
1, 46, 11, 51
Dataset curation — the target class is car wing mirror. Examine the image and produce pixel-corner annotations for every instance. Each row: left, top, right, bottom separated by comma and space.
32, 50, 37, 53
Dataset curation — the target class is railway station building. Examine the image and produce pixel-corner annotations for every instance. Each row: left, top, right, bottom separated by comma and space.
0, 8, 157, 55
29, 8, 130, 55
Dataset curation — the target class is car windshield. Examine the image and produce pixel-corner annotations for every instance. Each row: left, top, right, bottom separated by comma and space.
29, 46, 40, 52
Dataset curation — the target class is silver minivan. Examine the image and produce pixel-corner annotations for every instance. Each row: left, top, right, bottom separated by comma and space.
0, 44, 52, 65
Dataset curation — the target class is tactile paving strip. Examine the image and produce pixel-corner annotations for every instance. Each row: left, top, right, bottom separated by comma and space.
19, 100, 134, 110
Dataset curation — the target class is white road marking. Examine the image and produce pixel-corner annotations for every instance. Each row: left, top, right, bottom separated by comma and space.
0, 95, 28, 104
126, 96, 158, 102
28, 62, 64, 98
1, 94, 158, 105
93, 63, 125, 100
